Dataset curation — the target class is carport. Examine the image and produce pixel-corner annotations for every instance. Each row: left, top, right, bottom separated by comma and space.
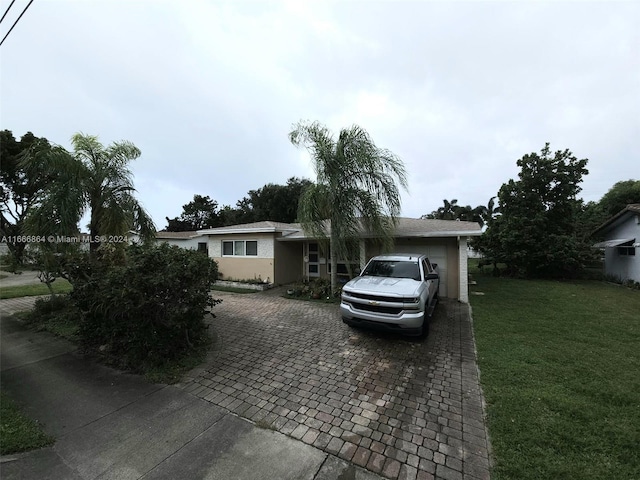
279, 218, 482, 303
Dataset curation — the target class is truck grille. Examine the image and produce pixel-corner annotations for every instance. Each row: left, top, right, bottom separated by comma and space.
352, 303, 402, 315
344, 291, 402, 303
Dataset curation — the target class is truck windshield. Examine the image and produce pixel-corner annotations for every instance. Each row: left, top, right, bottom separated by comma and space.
362, 260, 420, 281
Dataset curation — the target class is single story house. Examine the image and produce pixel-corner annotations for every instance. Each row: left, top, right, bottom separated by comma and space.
197, 218, 482, 302
592, 204, 640, 283
155, 231, 209, 254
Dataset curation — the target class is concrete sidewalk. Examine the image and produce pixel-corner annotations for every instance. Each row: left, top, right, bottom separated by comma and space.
0, 303, 384, 480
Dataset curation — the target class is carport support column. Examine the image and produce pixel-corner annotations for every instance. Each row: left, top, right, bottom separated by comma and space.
459, 236, 469, 303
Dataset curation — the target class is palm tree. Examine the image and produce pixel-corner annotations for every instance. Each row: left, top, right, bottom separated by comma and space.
289, 121, 408, 292
24, 133, 155, 251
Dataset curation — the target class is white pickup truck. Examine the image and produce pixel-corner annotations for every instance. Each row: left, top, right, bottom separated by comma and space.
340, 253, 439, 336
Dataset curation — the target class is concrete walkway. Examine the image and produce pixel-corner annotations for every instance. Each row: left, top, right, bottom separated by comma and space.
0, 298, 385, 480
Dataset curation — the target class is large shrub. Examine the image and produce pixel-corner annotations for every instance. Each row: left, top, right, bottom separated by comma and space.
479, 143, 589, 278
72, 243, 220, 370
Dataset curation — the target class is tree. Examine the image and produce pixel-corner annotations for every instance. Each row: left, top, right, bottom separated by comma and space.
421, 198, 488, 227
24, 133, 155, 252
574, 179, 640, 244
598, 179, 640, 217
479, 143, 589, 278
289, 120, 408, 292
0, 130, 55, 265
246, 177, 312, 224
165, 195, 221, 231
210, 177, 313, 227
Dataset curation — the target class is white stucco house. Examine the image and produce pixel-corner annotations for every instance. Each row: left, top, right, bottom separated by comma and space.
195, 218, 482, 303
155, 231, 209, 254
593, 204, 640, 283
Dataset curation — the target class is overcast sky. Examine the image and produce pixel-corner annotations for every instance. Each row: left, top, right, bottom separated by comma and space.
2, 0, 638, 229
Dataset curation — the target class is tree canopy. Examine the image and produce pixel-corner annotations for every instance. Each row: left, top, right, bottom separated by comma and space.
599, 179, 640, 217
166, 195, 221, 231
23, 133, 155, 251
0, 130, 55, 265
289, 120, 407, 291
422, 198, 494, 227
478, 143, 589, 278
164, 177, 312, 231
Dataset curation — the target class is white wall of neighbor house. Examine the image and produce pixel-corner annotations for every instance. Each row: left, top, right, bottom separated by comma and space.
157, 237, 204, 250
603, 217, 640, 282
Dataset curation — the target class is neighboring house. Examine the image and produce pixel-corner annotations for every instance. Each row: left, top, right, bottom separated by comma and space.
593, 204, 640, 283
197, 218, 482, 302
155, 231, 209, 254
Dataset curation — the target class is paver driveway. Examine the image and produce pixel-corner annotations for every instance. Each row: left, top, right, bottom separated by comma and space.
178, 290, 491, 480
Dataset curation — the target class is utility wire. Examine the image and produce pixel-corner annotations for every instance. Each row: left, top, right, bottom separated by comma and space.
1, 0, 35, 47
0, 0, 17, 25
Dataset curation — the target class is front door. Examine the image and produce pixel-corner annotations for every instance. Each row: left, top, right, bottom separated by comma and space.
307, 242, 320, 277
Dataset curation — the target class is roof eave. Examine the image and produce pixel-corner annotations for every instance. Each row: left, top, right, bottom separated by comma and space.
277, 230, 483, 241
199, 227, 298, 235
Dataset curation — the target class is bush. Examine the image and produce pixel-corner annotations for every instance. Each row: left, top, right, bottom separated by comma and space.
26, 295, 81, 338
71, 243, 221, 371
31, 295, 71, 316
286, 278, 336, 300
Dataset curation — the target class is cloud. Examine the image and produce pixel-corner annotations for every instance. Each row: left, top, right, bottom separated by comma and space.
1, 0, 637, 225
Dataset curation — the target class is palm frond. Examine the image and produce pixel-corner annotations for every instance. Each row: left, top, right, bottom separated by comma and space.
291, 120, 407, 289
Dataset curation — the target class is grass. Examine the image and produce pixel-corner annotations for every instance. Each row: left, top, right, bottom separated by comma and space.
0, 279, 73, 299
469, 263, 640, 480
0, 392, 54, 454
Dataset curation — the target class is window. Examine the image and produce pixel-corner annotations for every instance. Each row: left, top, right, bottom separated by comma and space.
246, 241, 258, 256
197, 242, 208, 254
362, 260, 421, 281
328, 262, 360, 276
222, 240, 258, 256
618, 241, 636, 256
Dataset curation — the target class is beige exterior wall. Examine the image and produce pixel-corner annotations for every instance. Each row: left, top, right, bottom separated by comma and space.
274, 239, 304, 284
444, 238, 459, 300
209, 232, 276, 283
216, 257, 275, 283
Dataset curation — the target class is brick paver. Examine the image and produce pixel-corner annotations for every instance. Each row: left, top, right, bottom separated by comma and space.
178, 289, 491, 479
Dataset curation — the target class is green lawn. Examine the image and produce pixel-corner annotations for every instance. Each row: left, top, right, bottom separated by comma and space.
0, 392, 54, 454
0, 280, 73, 299
469, 266, 640, 479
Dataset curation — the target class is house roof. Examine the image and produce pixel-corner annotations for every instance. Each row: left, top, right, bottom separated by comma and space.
196, 218, 482, 240
393, 217, 482, 237
593, 204, 640, 235
156, 231, 203, 239
198, 221, 300, 236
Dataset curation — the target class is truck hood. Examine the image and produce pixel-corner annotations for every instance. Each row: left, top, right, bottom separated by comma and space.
344, 276, 421, 297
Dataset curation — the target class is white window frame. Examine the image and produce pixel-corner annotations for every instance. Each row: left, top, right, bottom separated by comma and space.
222, 240, 258, 257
